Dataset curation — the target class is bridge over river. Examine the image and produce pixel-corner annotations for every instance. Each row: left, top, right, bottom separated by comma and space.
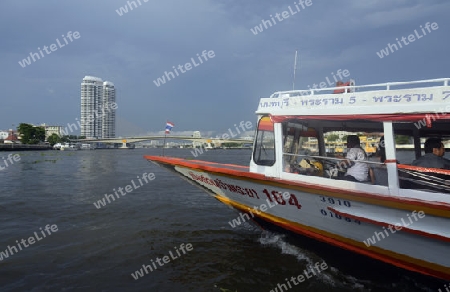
75, 136, 252, 148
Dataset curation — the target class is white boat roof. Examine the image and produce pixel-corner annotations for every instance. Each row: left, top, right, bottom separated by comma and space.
256, 78, 450, 117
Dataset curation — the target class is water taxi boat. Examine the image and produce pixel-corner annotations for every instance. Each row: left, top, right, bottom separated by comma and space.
60, 143, 78, 151
80, 143, 94, 150
144, 78, 450, 281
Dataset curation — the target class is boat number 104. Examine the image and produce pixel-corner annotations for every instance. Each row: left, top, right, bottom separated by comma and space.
319, 196, 351, 207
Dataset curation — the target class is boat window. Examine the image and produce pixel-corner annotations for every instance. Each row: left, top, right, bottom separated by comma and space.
398, 163, 450, 193
282, 118, 386, 185
282, 121, 320, 175
392, 121, 450, 192
253, 116, 276, 166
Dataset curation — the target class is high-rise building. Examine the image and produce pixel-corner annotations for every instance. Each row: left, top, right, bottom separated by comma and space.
81, 76, 103, 139
80, 76, 116, 139
102, 81, 116, 138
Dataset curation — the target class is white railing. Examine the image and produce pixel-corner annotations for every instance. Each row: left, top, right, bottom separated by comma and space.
269, 78, 450, 98
283, 152, 383, 165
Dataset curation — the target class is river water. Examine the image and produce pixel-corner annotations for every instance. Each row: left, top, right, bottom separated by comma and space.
0, 148, 446, 291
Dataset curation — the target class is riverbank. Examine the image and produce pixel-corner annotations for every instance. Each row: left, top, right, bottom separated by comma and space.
0, 144, 52, 151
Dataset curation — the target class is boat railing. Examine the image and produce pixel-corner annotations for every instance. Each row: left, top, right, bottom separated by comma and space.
397, 164, 450, 193
283, 152, 450, 192
283, 152, 386, 183
269, 78, 450, 98
284, 153, 383, 165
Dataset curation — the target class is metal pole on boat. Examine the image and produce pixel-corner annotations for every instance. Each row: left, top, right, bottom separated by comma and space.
292, 50, 298, 91
162, 133, 166, 156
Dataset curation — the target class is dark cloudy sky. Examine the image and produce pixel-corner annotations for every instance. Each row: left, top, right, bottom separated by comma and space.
1, 0, 449, 136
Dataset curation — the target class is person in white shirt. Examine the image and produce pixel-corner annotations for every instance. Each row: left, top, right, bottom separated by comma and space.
338, 135, 369, 182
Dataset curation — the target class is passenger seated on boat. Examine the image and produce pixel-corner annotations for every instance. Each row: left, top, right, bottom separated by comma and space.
411, 137, 450, 170
283, 154, 294, 172
282, 143, 297, 172
369, 137, 388, 186
399, 138, 450, 191
336, 135, 369, 182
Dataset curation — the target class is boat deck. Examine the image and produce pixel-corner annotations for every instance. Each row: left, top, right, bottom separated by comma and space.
144, 155, 250, 173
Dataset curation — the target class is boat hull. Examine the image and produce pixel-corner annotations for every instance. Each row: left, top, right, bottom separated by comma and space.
60, 147, 78, 151
144, 155, 450, 281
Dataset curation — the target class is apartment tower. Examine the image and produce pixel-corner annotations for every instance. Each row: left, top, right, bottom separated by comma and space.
102, 81, 116, 138
81, 76, 116, 139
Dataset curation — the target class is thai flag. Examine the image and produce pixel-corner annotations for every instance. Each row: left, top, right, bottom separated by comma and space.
165, 121, 174, 134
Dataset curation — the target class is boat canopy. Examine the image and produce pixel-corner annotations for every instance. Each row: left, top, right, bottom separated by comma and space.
250, 78, 450, 194
270, 113, 449, 123
257, 78, 450, 119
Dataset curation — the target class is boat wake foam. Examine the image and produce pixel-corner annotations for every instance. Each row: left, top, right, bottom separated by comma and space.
258, 229, 436, 290
258, 230, 315, 264
257, 230, 379, 291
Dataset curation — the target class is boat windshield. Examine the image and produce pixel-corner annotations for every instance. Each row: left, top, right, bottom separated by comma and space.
282, 120, 319, 173
253, 116, 276, 166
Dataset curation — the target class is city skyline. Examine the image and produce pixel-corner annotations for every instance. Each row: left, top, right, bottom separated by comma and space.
1, 1, 449, 136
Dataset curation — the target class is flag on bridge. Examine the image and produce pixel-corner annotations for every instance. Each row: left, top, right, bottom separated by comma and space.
165, 121, 174, 134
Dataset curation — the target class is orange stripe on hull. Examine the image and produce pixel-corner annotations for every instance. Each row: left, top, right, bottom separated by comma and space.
215, 195, 450, 281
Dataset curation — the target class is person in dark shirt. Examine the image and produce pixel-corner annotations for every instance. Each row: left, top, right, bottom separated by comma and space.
411, 137, 450, 170
369, 136, 388, 186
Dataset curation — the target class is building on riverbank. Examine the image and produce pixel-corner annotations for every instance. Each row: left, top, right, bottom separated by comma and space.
43, 125, 63, 140
81, 76, 116, 139
3, 129, 19, 144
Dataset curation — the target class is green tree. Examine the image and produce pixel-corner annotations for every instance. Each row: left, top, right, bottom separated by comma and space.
47, 133, 61, 146
60, 136, 70, 143
18, 123, 34, 144
326, 134, 339, 142
395, 135, 410, 144
18, 123, 45, 144
33, 127, 45, 144
222, 142, 240, 148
